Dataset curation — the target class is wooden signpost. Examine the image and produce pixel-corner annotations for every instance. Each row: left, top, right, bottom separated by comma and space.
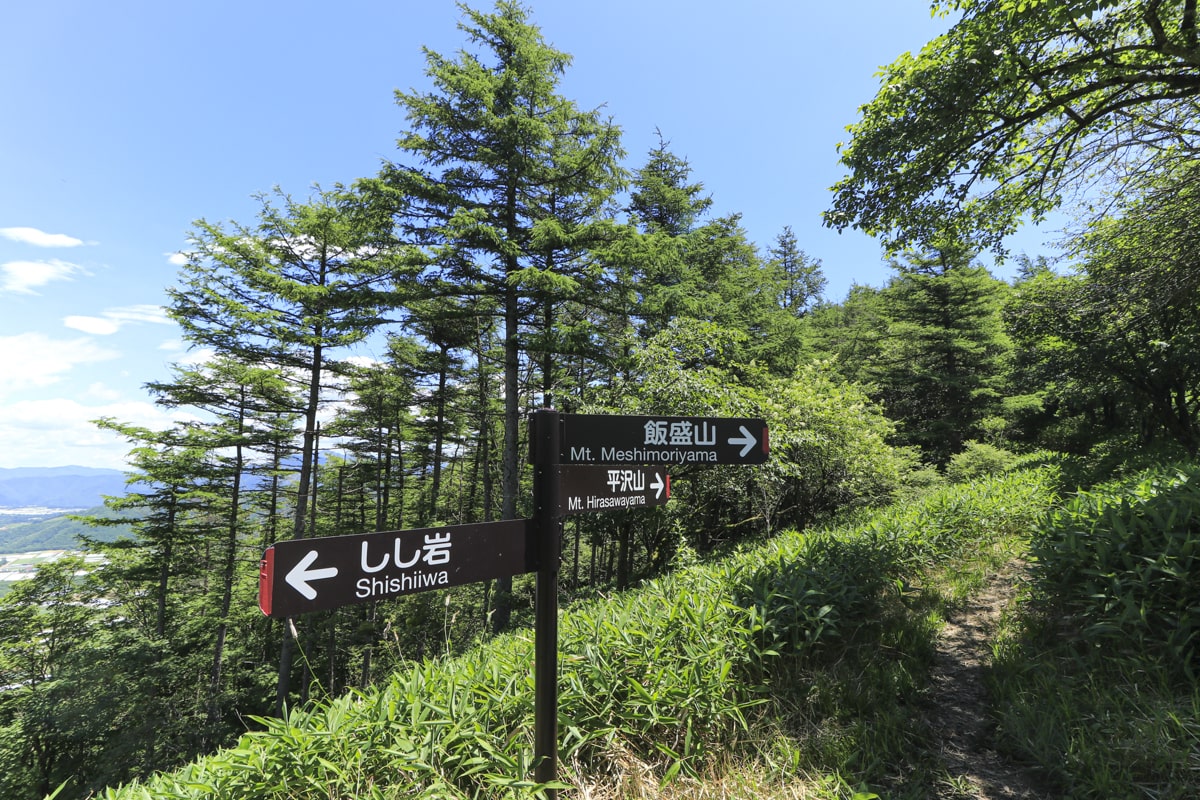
258, 409, 768, 798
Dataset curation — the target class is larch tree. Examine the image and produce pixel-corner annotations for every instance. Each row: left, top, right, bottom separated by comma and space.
370, 0, 625, 631
144, 356, 299, 728
167, 186, 408, 713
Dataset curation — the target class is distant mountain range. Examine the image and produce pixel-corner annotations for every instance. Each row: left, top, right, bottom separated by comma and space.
0, 466, 127, 510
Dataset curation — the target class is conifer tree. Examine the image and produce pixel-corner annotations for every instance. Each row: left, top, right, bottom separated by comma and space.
372, 0, 624, 630
877, 240, 1011, 465
168, 186, 407, 712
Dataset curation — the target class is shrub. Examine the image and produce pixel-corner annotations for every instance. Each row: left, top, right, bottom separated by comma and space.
599, 323, 914, 543
945, 440, 1016, 483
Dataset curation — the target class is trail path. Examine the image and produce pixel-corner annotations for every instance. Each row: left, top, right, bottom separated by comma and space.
924, 567, 1052, 799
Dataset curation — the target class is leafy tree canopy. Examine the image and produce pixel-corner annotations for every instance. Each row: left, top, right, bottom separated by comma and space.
826, 0, 1200, 251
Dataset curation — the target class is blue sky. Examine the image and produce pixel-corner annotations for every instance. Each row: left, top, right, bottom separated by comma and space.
0, 1, 1063, 471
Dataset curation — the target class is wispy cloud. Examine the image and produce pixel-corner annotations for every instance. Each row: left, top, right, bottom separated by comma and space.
0, 332, 120, 399
63, 304, 172, 335
0, 227, 87, 248
1, 259, 85, 294
166, 252, 190, 266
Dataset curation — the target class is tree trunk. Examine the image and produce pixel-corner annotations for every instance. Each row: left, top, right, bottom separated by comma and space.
207, 404, 246, 727
276, 337, 324, 716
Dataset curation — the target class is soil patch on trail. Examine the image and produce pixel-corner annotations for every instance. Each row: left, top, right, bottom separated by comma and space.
924, 567, 1054, 799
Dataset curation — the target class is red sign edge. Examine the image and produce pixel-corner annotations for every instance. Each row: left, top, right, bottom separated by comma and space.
258, 546, 275, 617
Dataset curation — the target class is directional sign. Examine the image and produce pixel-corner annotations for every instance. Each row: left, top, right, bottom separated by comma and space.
547, 414, 769, 466
259, 519, 536, 617
555, 465, 670, 516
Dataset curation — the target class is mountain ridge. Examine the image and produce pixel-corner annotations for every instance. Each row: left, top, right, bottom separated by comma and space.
0, 466, 126, 510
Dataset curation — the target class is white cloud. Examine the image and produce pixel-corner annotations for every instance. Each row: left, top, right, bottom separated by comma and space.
0, 227, 86, 248
64, 315, 119, 335
167, 252, 189, 266
83, 383, 123, 402
1, 258, 84, 294
176, 346, 215, 367
344, 354, 380, 369
106, 305, 171, 325
0, 332, 120, 399
63, 304, 172, 335
0, 396, 183, 470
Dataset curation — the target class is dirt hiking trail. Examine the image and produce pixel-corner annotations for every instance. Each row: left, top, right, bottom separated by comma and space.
924, 567, 1054, 799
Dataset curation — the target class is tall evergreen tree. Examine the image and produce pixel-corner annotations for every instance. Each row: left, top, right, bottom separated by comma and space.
371, 0, 624, 631
0, 556, 101, 799
145, 356, 299, 727
168, 186, 406, 712
876, 240, 1011, 464
628, 130, 712, 237
624, 135, 713, 336
767, 226, 826, 315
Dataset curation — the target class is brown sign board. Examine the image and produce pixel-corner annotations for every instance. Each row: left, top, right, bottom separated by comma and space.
259, 519, 536, 617
549, 414, 769, 466
555, 465, 670, 515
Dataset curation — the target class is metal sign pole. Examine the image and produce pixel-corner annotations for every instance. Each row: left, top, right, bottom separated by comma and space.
531, 409, 563, 796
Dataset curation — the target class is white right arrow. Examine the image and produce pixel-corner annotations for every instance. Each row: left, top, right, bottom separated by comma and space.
286, 550, 339, 600
727, 425, 757, 458
650, 472, 667, 499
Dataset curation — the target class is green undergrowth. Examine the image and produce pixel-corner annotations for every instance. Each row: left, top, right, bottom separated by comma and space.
93, 468, 1059, 800
991, 463, 1200, 799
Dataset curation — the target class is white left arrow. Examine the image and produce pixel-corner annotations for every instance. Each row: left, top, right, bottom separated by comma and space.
286, 550, 339, 600
650, 472, 667, 499
728, 425, 758, 458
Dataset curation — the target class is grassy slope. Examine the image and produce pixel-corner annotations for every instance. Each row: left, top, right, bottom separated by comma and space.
94, 468, 1062, 800
990, 465, 1200, 800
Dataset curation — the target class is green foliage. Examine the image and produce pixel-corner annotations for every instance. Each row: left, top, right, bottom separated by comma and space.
865, 466, 1058, 569
879, 244, 1012, 464
991, 637, 1200, 800
945, 440, 1017, 483
95, 468, 1060, 799
621, 137, 819, 377
628, 130, 711, 237
805, 243, 1014, 466
733, 533, 902, 663
991, 461, 1200, 798
51, 1, 1200, 795
1029, 464, 1200, 672
1005, 163, 1200, 456
600, 323, 912, 545
558, 575, 763, 776
828, 0, 1200, 251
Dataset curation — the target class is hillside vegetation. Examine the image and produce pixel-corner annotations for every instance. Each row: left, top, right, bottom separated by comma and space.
7, 2, 1200, 797
0, 507, 129, 553
85, 464, 1200, 800
91, 469, 1060, 799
